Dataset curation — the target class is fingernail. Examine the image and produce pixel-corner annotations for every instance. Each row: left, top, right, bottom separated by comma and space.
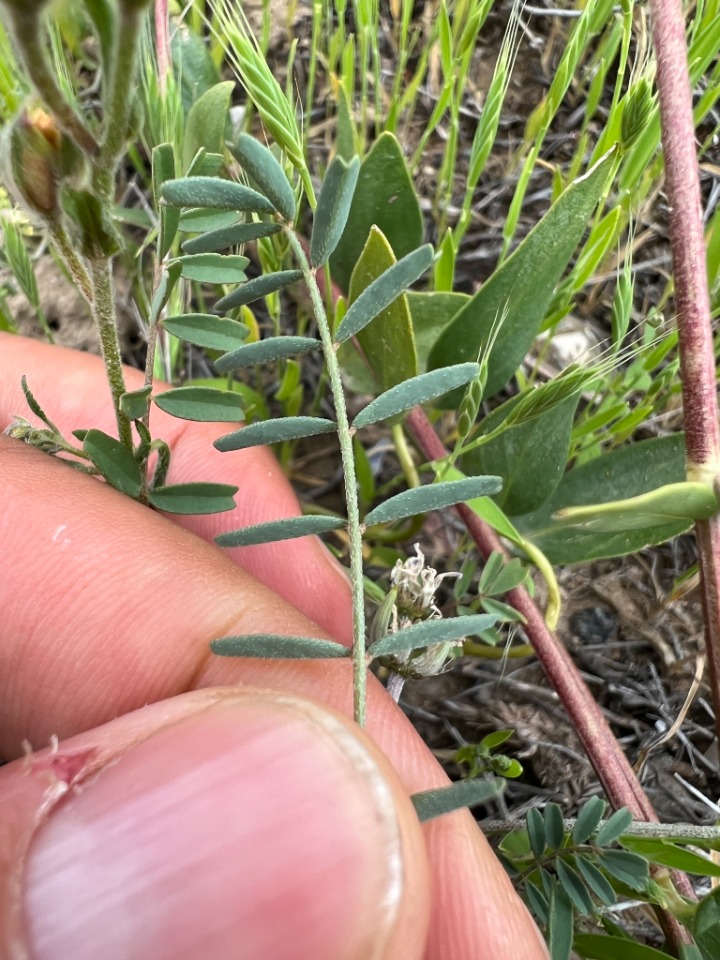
25, 696, 403, 960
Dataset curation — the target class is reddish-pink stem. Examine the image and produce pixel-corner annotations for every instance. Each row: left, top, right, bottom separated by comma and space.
154, 0, 170, 95
650, 0, 720, 743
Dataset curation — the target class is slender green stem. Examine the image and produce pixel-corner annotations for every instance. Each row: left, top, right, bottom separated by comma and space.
93, 4, 142, 197
48, 219, 94, 304
285, 228, 367, 726
9, 10, 99, 155
90, 258, 133, 450
391, 422, 420, 489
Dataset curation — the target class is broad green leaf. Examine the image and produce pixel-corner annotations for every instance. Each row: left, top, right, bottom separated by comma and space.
336, 242, 434, 343
335, 83, 356, 161
149, 260, 183, 326
574, 934, 679, 960
185, 151, 224, 178
216, 515, 345, 547
411, 777, 504, 822
693, 886, 720, 960
176, 253, 249, 284
153, 387, 245, 422
407, 291, 469, 371
338, 227, 420, 392
330, 132, 424, 293
596, 850, 649, 891
527, 807, 546, 859
555, 860, 594, 915
171, 23, 220, 114
120, 386, 152, 420
161, 177, 275, 214
575, 855, 616, 906
83, 430, 142, 498
163, 313, 249, 351
210, 634, 348, 659
184, 377, 269, 423
215, 416, 336, 452
436, 464, 524, 543
148, 482, 238, 514
215, 269, 303, 311
230, 133, 296, 222
619, 838, 720, 878
352, 363, 480, 428
464, 391, 580, 516
215, 336, 320, 372
428, 149, 616, 402
364, 476, 502, 526
178, 209, 241, 233
368, 614, 496, 658
544, 803, 566, 851
310, 155, 360, 267
595, 808, 634, 847
152, 144, 179, 261
182, 80, 234, 172
573, 796, 607, 844
554, 481, 718, 532
548, 887, 573, 960
181, 220, 281, 255
515, 434, 689, 564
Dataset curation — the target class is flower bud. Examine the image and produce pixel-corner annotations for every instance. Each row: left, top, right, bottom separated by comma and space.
8, 107, 62, 215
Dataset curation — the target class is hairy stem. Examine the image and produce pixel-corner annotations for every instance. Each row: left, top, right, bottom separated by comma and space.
9, 10, 99, 155
649, 0, 720, 746
90, 259, 132, 450
48, 220, 94, 304
483, 818, 720, 845
286, 229, 367, 726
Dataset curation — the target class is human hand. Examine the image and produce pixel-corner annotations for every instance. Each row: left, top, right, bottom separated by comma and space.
0, 334, 547, 960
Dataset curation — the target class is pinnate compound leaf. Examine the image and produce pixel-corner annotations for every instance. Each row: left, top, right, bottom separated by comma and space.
548, 886, 574, 960
215, 270, 303, 311
575, 855, 616, 906
161, 177, 275, 213
428, 149, 616, 402
230, 133, 296, 222
693, 886, 720, 960
595, 808, 634, 847
368, 615, 496, 659
352, 363, 480, 428
330, 132, 424, 293
411, 777, 504, 823
215, 416, 336, 452
216, 515, 345, 548
573, 796, 607, 844
176, 253, 249, 284
149, 482, 238, 514
83, 429, 142, 498
544, 803, 566, 851
215, 336, 320, 372
527, 807, 547, 859
364, 477, 502, 526
335, 244, 435, 343
153, 387, 245, 422
619, 838, 720, 878
573, 934, 679, 960
210, 634, 348, 659
163, 314, 249, 351
555, 860, 594, 916
524, 882, 549, 926
596, 850, 649, 891
120, 386, 152, 420
182, 220, 281, 255
310, 155, 360, 267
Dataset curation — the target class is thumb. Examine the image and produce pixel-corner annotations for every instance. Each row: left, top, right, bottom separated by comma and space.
1, 689, 430, 960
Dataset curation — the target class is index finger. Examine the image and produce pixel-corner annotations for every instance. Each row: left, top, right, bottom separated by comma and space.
0, 333, 352, 644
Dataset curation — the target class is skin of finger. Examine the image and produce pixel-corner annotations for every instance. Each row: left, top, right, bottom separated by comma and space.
0, 333, 352, 645
0, 689, 431, 960
0, 439, 547, 960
